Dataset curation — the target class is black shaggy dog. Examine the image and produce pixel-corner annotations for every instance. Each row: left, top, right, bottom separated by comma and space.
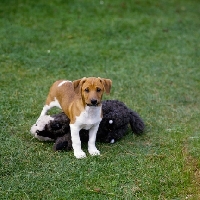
30, 100, 145, 151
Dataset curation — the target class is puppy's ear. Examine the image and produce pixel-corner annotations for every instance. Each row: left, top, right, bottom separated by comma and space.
73, 77, 87, 94
98, 77, 112, 94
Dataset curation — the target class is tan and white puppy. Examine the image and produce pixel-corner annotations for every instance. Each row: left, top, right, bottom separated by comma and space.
39, 77, 112, 158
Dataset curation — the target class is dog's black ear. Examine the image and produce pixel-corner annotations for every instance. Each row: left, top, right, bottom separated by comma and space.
51, 122, 62, 130
53, 134, 72, 151
129, 109, 145, 135
98, 77, 112, 94
73, 77, 87, 94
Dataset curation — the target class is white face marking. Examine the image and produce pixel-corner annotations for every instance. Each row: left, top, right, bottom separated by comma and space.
30, 115, 55, 142
58, 80, 71, 87
35, 115, 54, 129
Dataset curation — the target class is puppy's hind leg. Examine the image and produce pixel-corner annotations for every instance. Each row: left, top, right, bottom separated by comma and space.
39, 96, 62, 117
39, 104, 51, 117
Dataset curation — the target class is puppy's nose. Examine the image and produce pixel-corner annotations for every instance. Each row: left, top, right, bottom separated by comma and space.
91, 99, 98, 105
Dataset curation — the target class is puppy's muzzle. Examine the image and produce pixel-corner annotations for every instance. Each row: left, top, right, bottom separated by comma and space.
87, 99, 99, 106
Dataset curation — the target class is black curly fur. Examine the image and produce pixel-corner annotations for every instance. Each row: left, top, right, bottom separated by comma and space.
53, 134, 72, 151
128, 109, 145, 135
96, 100, 145, 143
34, 100, 145, 151
36, 112, 70, 140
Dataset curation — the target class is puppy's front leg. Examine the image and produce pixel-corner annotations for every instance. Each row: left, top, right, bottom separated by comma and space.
88, 124, 100, 156
70, 124, 86, 159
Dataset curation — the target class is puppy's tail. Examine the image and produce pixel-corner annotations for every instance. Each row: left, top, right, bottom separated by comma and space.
128, 109, 145, 135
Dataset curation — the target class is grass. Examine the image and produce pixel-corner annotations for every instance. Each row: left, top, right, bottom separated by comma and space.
0, 0, 200, 199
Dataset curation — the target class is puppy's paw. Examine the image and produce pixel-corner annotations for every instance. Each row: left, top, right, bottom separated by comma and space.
74, 150, 86, 159
88, 148, 100, 156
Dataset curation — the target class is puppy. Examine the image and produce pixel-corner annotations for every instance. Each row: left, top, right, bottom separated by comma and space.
39, 77, 112, 158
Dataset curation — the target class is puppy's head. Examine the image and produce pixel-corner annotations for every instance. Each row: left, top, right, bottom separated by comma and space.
73, 77, 112, 106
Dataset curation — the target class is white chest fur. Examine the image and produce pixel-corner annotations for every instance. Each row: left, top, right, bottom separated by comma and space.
74, 105, 102, 130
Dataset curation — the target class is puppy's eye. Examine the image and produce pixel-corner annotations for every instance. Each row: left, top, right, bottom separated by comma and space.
85, 88, 89, 93
96, 88, 101, 92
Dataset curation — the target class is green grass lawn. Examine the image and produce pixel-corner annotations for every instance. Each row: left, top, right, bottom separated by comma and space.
1, 0, 200, 199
